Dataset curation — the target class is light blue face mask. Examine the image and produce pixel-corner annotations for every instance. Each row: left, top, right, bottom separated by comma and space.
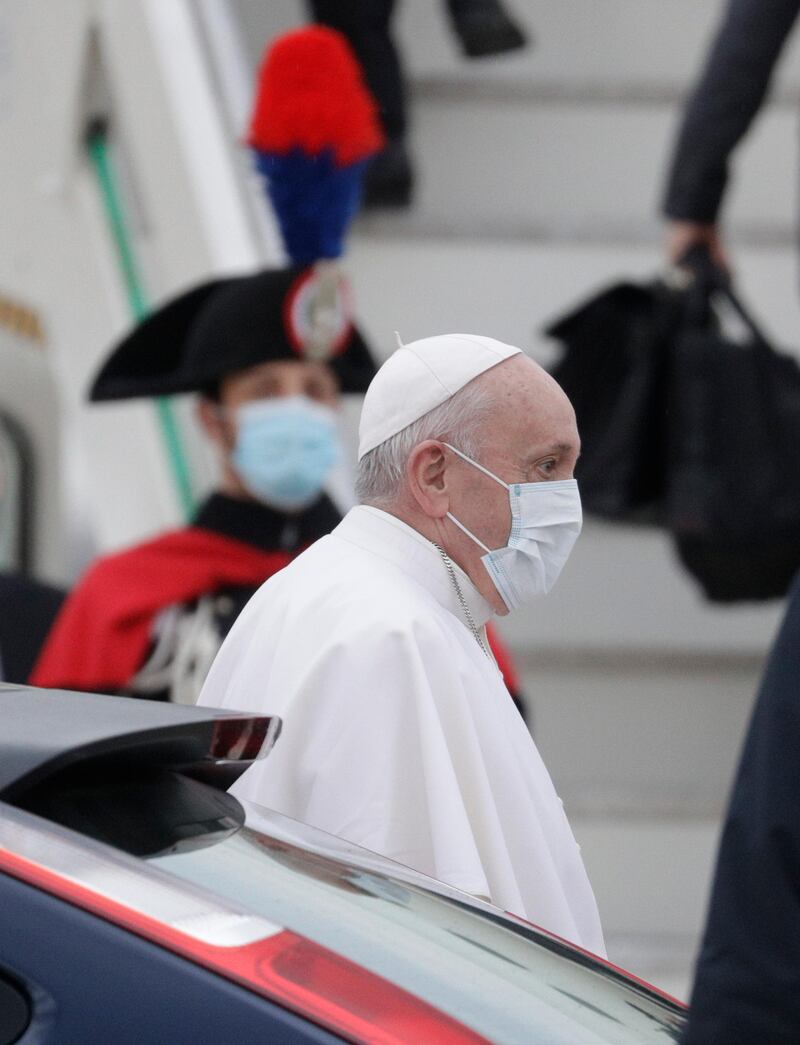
232, 395, 341, 511
444, 443, 582, 612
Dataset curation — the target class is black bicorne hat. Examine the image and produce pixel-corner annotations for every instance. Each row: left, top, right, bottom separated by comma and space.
89, 266, 377, 401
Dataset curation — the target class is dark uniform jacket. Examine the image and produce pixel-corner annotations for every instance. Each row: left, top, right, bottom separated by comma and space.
681, 571, 800, 1043
30, 493, 340, 702
0, 573, 65, 685
663, 0, 800, 223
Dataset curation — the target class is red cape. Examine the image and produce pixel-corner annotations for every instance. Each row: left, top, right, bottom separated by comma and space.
30, 527, 291, 692
486, 624, 521, 697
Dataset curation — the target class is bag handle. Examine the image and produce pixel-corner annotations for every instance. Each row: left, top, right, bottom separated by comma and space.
672, 244, 772, 349
715, 283, 772, 350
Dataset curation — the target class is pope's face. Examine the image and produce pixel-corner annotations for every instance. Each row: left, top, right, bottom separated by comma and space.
444, 354, 580, 614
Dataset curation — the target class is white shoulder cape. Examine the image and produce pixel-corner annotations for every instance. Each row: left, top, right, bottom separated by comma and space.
198, 506, 604, 956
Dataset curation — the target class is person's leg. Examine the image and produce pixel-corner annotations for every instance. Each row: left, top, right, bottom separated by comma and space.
307, 0, 413, 206
443, 0, 528, 59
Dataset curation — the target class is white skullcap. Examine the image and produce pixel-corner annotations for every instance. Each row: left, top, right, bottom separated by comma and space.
357, 333, 521, 459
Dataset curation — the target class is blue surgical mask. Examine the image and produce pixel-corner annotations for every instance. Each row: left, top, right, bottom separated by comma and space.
444, 443, 582, 611
232, 396, 341, 511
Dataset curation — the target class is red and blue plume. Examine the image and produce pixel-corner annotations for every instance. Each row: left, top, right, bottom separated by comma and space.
247, 26, 385, 266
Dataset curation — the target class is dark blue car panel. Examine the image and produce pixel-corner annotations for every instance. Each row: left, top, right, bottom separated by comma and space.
0, 872, 341, 1045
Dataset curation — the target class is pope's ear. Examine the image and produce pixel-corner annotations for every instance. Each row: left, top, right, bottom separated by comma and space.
407, 440, 449, 518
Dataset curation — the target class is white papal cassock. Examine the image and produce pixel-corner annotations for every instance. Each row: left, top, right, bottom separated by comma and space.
198, 504, 605, 956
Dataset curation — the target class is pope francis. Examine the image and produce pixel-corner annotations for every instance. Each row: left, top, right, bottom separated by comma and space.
198, 333, 605, 956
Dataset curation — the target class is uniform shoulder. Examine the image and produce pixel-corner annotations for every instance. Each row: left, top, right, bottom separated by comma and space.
77, 527, 201, 581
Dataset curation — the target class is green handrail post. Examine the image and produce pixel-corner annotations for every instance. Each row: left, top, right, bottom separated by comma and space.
87, 118, 195, 520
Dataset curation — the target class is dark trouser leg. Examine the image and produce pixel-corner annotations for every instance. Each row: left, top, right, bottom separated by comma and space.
307, 0, 413, 206
442, 0, 528, 58
307, 0, 406, 141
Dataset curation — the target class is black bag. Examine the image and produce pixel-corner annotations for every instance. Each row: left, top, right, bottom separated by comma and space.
545, 280, 676, 521
666, 264, 800, 601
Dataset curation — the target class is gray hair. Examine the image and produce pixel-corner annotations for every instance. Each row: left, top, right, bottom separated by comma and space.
355, 377, 495, 507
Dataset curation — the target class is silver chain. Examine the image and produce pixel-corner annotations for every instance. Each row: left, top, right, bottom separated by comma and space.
432, 542, 492, 659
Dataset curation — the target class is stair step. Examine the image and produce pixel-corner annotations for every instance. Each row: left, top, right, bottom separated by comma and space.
574, 816, 715, 1001
572, 815, 718, 942
525, 653, 757, 818
233, 0, 800, 98
604, 932, 696, 1002
386, 98, 795, 239
398, 0, 800, 97
348, 237, 800, 359
412, 75, 800, 111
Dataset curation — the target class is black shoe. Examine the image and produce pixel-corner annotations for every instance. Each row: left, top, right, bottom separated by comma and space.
449, 4, 528, 58
362, 140, 414, 209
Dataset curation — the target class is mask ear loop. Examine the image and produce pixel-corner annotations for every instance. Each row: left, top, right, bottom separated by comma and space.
442, 442, 508, 553
446, 511, 492, 553
443, 442, 509, 490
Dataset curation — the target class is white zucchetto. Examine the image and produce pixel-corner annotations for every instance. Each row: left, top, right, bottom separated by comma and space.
357, 333, 521, 460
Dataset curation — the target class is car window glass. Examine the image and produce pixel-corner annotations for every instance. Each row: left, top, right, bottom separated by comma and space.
151, 821, 683, 1043
241, 802, 498, 910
